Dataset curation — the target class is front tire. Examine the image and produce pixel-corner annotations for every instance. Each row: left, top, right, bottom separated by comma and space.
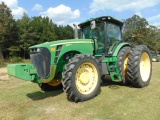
127, 45, 152, 88
62, 54, 101, 102
38, 79, 62, 92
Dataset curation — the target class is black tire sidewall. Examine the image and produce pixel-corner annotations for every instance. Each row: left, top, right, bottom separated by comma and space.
117, 46, 131, 84
128, 45, 152, 87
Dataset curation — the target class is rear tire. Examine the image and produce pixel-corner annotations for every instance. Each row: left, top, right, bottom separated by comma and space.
62, 54, 101, 102
127, 45, 152, 88
117, 46, 131, 85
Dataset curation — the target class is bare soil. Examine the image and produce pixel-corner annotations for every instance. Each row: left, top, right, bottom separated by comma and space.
0, 67, 8, 81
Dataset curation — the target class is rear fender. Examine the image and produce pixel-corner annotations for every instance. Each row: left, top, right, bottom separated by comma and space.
112, 43, 131, 56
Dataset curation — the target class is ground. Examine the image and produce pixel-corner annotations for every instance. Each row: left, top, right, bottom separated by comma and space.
0, 63, 160, 120
0, 67, 8, 81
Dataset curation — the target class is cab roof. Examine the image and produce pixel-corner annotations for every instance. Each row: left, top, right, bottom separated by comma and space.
78, 16, 124, 28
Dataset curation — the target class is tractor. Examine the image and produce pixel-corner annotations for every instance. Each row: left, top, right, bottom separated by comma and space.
8, 16, 152, 102
151, 53, 160, 62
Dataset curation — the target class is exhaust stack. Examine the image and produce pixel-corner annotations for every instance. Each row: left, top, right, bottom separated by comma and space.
73, 24, 78, 39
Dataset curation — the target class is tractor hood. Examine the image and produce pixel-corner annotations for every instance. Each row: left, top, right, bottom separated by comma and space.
29, 39, 93, 49
28, 38, 95, 81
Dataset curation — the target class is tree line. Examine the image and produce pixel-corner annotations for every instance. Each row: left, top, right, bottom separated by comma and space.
0, 2, 160, 59
0, 2, 74, 59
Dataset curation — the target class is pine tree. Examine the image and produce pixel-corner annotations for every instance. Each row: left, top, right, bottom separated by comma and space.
0, 2, 19, 58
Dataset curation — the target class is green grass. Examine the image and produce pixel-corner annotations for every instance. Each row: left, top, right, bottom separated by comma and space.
0, 62, 160, 120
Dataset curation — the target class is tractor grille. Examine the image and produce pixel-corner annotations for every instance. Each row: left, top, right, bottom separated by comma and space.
30, 47, 51, 79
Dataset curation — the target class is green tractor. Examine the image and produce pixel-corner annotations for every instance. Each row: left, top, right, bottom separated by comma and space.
8, 16, 152, 102
151, 53, 160, 62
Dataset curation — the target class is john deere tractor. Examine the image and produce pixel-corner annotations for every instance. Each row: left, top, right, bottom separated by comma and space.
8, 16, 152, 102
151, 53, 160, 62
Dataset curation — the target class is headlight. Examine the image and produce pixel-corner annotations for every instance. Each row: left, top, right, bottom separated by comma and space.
37, 48, 41, 52
30, 48, 41, 53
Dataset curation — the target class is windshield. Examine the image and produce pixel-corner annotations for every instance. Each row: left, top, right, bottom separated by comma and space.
107, 23, 121, 41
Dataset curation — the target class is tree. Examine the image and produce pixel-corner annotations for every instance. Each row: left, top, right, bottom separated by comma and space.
64, 25, 74, 39
0, 2, 19, 59
17, 16, 59, 58
16, 12, 32, 58
144, 25, 160, 51
123, 15, 148, 41
54, 24, 74, 40
123, 15, 160, 52
29, 16, 57, 44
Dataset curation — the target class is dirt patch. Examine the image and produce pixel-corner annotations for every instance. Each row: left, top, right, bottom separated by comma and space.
0, 67, 9, 81
0, 75, 9, 81
0, 67, 7, 74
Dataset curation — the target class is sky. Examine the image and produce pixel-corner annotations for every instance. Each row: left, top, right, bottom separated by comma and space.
0, 0, 160, 27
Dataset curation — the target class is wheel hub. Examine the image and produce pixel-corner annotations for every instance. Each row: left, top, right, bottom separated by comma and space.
141, 61, 145, 67
79, 71, 90, 84
76, 62, 98, 95
140, 52, 151, 82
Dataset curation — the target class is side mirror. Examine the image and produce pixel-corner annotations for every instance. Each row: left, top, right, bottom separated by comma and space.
91, 21, 96, 29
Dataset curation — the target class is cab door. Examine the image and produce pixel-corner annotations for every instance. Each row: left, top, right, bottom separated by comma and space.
106, 23, 122, 54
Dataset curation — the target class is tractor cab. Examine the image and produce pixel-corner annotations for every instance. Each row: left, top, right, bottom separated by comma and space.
78, 16, 123, 55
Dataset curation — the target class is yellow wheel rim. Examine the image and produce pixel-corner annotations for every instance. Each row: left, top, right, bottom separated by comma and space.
140, 52, 151, 82
152, 57, 157, 62
48, 79, 61, 86
75, 62, 98, 95
124, 54, 129, 77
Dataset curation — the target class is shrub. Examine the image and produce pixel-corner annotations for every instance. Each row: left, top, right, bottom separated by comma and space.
0, 59, 4, 64
9, 57, 23, 63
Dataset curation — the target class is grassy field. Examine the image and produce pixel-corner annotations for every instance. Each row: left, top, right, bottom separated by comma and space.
0, 62, 160, 120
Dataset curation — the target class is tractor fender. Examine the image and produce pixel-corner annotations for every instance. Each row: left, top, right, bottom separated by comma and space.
112, 42, 131, 56
53, 41, 94, 66
53, 46, 94, 81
